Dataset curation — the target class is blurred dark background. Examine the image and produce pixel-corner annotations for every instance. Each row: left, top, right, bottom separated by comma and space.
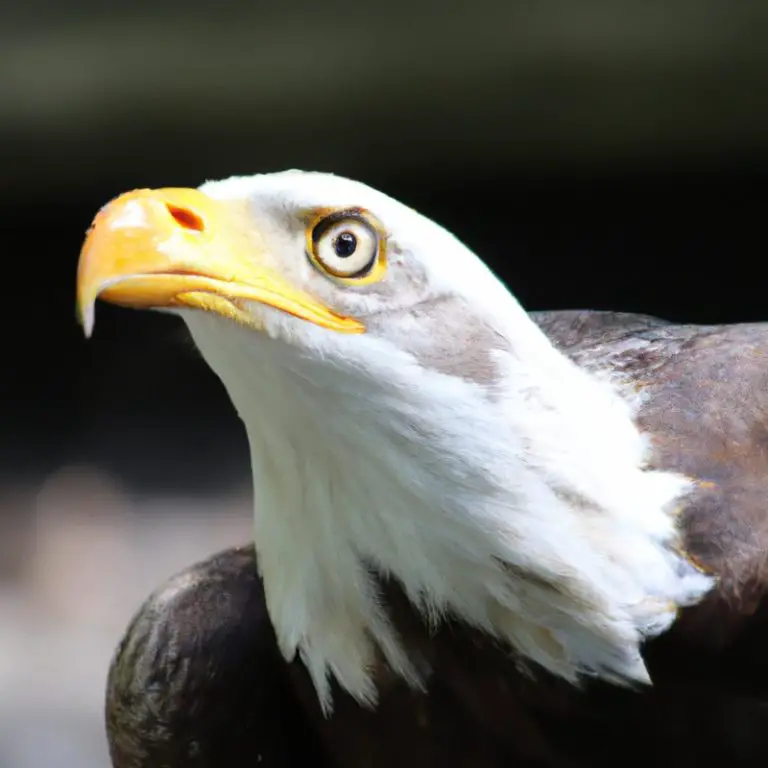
1, 2, 767, 766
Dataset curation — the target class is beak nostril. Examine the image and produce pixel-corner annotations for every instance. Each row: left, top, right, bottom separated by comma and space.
166, 204, 204, 232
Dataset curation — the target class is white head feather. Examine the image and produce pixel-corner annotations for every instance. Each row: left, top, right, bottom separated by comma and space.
175, 170, 713, 714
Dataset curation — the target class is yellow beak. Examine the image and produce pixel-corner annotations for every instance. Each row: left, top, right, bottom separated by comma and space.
75, 187, 365, 337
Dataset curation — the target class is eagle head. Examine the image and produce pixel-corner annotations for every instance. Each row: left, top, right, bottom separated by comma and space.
77, 171, 712, 713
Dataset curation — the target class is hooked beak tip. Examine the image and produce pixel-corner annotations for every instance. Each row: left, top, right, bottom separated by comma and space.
77, 299, 95, 339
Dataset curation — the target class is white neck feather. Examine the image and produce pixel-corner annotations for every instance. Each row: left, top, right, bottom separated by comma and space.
183, 305, 713, 715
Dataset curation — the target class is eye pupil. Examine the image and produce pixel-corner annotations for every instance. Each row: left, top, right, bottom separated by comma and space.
333, 232, 357, 258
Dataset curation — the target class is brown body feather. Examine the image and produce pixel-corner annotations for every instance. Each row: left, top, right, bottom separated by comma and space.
106, 311, 768, 767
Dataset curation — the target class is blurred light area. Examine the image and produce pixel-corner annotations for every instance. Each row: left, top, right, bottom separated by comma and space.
0, 464, 251, 768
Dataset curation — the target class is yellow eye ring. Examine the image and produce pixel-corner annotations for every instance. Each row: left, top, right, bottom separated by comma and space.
306, 209, 387, 285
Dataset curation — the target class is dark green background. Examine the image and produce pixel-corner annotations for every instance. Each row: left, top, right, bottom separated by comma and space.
3, 0, 766, 491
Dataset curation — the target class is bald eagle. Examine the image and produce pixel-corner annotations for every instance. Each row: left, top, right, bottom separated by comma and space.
78, 173, 768, 767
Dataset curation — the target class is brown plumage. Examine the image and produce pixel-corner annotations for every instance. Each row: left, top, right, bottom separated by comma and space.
106, 310, 768, 768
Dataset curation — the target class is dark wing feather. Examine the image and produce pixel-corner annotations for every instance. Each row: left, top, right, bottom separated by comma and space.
105, 545, 331, 768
